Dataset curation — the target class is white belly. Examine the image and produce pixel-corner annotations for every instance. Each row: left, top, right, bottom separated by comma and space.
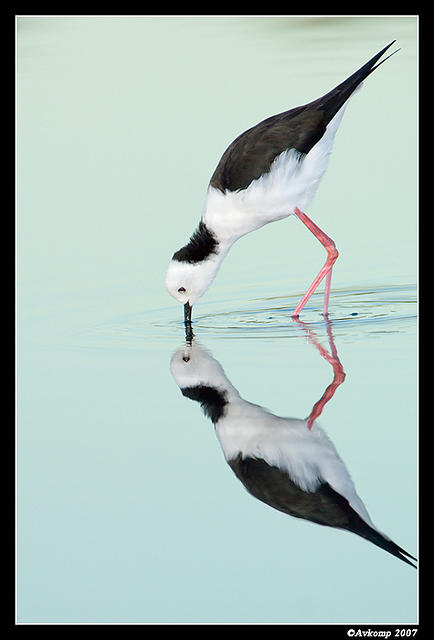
202, 102, 349, 242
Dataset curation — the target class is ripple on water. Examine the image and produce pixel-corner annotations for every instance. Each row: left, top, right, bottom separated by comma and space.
72, 284, 416, 349
187, 285, 416, 339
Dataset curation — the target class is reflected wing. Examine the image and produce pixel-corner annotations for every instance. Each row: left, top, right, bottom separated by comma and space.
228, 454, 416, 567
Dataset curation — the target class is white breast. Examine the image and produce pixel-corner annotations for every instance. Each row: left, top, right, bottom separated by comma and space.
202, 101, 350, 242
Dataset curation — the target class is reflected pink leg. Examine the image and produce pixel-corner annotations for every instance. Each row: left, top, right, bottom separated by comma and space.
306, 364, 346, 430
292, 207, 339, 317
293, 317, 346, 430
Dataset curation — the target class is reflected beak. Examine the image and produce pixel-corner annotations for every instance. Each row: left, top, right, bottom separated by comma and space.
182, 342, 192, 362
184, 302, 193, 343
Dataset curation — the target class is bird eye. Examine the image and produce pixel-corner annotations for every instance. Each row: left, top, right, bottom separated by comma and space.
178, 287, 186, 293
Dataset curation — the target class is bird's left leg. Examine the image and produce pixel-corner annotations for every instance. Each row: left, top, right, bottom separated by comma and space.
292, 207, 339, 317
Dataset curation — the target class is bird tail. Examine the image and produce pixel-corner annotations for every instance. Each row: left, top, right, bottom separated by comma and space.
362, 530, 417, 569
313, 41, 400, 124
348, 513, 417, 568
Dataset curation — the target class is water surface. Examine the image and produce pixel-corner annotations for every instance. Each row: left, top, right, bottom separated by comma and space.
17, 16, 417, 624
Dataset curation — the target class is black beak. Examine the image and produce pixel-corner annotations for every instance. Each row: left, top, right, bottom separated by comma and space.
184, 302, 193, 343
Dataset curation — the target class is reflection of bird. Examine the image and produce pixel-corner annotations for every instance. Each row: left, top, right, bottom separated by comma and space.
165, 42, 398, 335
170, 335, 416, 568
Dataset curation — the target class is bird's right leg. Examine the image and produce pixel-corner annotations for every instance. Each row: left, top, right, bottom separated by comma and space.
292, 207, 339, 317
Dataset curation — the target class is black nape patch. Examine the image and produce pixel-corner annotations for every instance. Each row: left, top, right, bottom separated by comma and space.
172, 221, 218, 264
181, 385, 227, 423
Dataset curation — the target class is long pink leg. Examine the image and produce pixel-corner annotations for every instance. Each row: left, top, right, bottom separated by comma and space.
323, 269, 333, 317
292, 207, 339, 317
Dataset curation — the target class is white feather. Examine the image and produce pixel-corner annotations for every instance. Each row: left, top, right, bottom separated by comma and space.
215, 399, 377, 529
202, 101, 350, 242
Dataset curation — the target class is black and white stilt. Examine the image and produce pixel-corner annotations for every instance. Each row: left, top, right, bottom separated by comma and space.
165, 42, 399, 333
170, 335, 416, 568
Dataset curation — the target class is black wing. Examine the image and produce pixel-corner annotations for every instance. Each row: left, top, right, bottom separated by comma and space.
210, 42, 397, 193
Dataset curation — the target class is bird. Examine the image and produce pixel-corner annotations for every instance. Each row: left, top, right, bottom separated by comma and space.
170, 333, 417, 568
165, 42, 399, 337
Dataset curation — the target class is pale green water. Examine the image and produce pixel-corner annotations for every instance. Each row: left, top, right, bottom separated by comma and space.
17, 16, 417, 624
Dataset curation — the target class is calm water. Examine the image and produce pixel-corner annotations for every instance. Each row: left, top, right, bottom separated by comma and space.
17, 16, 418, 624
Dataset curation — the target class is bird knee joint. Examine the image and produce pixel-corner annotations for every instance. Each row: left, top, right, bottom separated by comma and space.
329, 244, 339, 262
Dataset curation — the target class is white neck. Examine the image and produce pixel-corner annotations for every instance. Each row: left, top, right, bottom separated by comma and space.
202, 187, 266, 244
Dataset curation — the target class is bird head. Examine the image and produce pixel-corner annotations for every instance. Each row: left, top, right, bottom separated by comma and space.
165, 257, 221, 308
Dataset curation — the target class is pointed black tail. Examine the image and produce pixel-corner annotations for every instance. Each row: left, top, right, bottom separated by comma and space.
314, 41, 399, 125
359, 526, 417, 569
347, 508, 417, 568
